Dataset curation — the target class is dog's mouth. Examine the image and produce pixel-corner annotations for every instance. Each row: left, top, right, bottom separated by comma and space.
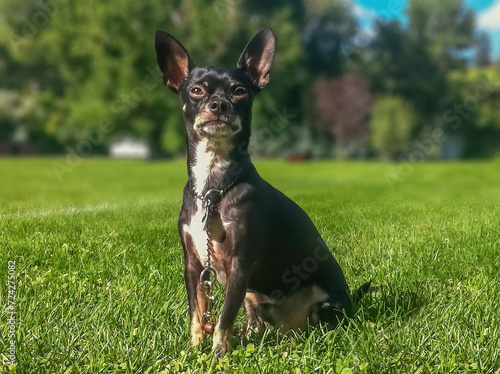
195, 119, 238, 138
203, 120, 228, 129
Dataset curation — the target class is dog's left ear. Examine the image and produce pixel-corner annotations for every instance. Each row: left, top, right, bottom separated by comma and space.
155, 30, 196, 93
237, 28, 277, 90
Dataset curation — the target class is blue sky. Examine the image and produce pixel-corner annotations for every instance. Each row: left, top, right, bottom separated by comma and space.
353, 0, 500, 60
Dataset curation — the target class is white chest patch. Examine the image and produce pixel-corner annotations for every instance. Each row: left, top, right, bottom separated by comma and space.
182, 139, 235, 286
190, 139, 230, 197
183, 199, 209, 265
182, 205, 228, 286
191, 139, 211, 196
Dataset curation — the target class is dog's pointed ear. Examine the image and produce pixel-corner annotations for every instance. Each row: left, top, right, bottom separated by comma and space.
237, 28, 277, 90
155, 30, 196, 93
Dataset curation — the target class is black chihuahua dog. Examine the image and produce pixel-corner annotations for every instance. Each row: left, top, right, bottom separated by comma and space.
155, 28, 369, 357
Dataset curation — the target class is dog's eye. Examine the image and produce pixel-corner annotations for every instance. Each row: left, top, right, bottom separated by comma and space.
189, 86, 205, 98
233, 87, 247, 98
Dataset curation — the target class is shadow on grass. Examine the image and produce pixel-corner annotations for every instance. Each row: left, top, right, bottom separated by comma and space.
180, 283, 429, 360
356, 283, 428, 322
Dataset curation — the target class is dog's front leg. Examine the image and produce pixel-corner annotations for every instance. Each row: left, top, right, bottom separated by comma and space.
213, 258, 248, 357
184, 254, 207, 347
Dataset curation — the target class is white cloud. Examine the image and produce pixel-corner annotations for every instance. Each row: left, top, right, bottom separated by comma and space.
478, 0, 500, 30
352, 3, 377, 33
352, 3, 377, 20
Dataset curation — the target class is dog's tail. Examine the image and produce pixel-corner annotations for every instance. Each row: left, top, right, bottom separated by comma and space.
352, 281, 373, 304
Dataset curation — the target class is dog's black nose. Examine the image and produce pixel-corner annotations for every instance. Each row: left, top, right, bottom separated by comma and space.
208, 99, 228, 115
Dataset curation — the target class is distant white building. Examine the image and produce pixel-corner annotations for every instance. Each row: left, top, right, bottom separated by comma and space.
109, 138, 150, 159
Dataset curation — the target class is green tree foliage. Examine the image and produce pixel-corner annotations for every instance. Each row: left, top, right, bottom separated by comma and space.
365, 21, 448, 123
445, 67, 500, 157
371, 96, 417, 158
0, 0, 261, 158
0, 0, 498, 159
302, 0, 358, 77
0, 0, 315, 158
361, 0, 497, 159
474, 31, 491, 68
406, 0, 476, 71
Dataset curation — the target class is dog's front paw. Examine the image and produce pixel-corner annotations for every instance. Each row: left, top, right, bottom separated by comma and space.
191, 321, 204, 347
212, 327, 230, 358
213, 342, 228, 358
191, 332, 204, 347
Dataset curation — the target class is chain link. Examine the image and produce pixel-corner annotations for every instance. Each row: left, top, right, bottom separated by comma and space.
190, 177, 239, 333
200, 267, 217, 327
205, 202, 212, 268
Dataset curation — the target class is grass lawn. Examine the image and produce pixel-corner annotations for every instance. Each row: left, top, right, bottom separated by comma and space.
0, 158, 499, 373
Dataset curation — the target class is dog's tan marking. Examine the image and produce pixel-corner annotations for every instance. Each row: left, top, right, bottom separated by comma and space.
193, 115, 204, 130
244, 292, 268, 335
263, 286, 329, 333
191, 318, 204, 347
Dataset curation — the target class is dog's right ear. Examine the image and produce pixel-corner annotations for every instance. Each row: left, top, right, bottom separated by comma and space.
155, 31, 196, 93
237, 28, 277, 90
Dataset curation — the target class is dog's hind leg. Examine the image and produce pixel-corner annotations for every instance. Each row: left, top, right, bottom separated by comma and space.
243, 292, 266, 337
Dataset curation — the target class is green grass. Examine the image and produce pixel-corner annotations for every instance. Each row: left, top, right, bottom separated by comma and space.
1, 158, 499, 373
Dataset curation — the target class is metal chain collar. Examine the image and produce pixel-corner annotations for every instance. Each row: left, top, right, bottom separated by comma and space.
190, 177, 238, 332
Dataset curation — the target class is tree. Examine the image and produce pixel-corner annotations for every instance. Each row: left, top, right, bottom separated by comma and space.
362, 20, 449, 135
301, 0, 358, 77
446, 67, 500, 157
313, 73, 373, 156
371, 96, 417, 159
0, 0, 312, 158
406, 0, 476, 71
361, 2, 479, 160
475, 31, 491, 67
0, 0, 253, 159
